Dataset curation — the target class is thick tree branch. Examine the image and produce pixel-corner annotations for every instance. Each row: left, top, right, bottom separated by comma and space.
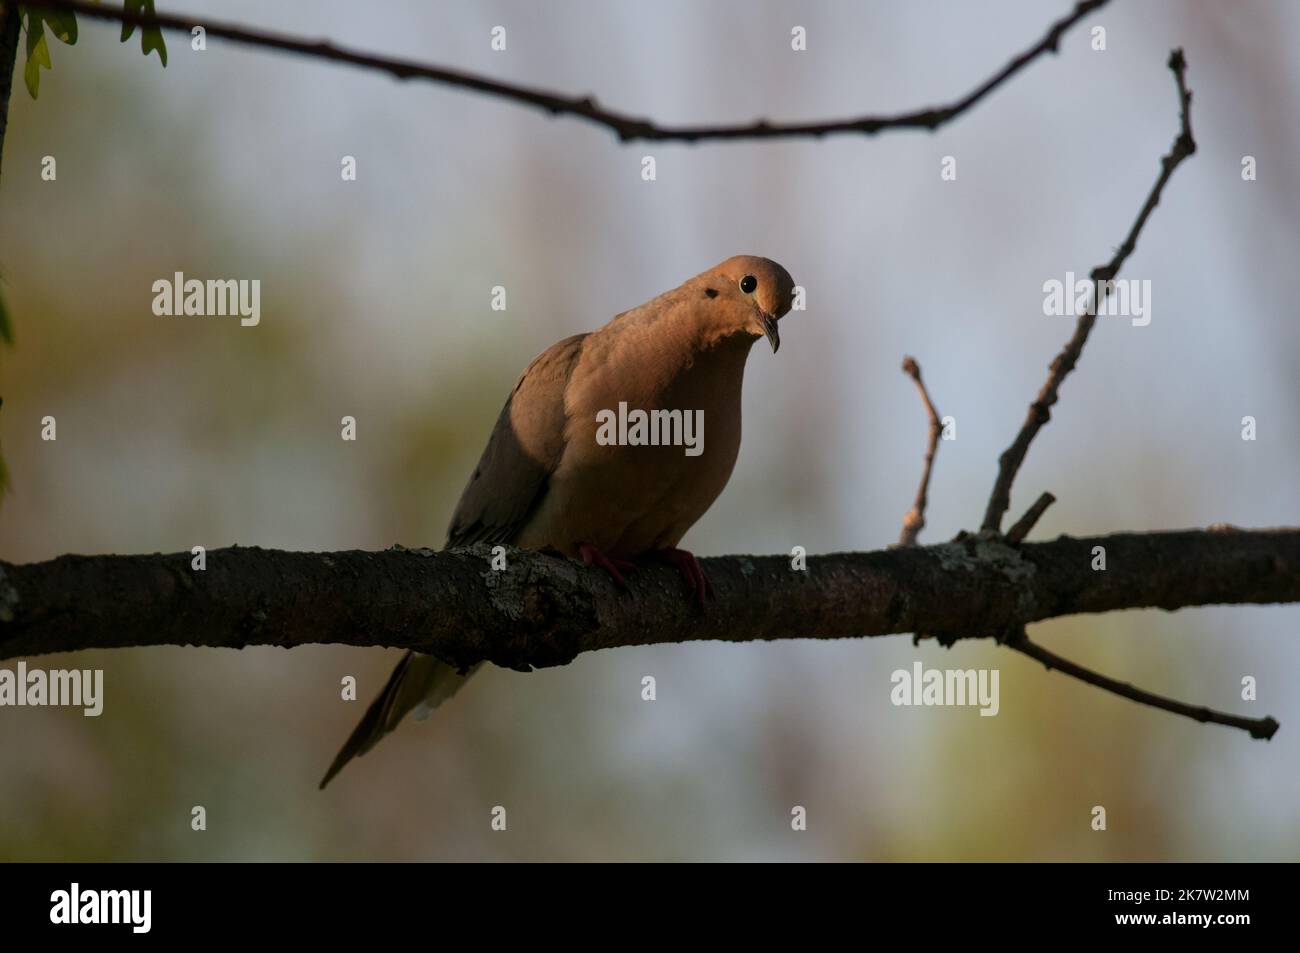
22, 0, 1109, 144
0, 0, 20, 176
981, 49, 1197, 533
2, 529, 1297, 677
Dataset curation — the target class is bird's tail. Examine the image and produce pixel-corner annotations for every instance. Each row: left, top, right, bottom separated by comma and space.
319, 651, 480, 789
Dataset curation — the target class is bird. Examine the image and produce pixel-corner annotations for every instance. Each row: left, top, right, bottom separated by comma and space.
319, 254, 796, 788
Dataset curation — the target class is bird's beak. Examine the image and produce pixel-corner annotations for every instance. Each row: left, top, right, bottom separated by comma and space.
759, 311, 781, 353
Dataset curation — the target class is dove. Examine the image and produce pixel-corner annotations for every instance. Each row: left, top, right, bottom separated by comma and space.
320, 255, 796, 788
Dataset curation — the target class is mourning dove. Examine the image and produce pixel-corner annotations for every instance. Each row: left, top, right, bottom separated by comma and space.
320, 255, 796, 788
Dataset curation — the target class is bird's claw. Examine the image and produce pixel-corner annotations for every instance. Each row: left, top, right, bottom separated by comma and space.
654, 548, 713, 607
578, 544, 712, 606
577, 543, 637, 589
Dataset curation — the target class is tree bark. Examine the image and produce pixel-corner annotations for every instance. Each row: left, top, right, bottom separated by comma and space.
0, 1, 21, 177
2, 528, 1297, 671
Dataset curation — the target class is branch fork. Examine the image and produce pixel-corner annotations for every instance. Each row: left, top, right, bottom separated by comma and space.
892, 50, 1275, 740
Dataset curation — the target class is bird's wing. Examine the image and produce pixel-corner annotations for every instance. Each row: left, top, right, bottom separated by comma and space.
445, 333, 587, 548
320, 333, 587, 789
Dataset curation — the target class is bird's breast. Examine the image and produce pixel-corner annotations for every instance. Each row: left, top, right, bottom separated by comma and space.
519, 338, 752, 556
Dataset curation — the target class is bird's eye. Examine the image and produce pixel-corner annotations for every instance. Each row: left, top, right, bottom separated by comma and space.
739, 275, 758, 294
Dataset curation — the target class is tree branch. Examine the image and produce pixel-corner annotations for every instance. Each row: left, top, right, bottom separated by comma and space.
0, 0, 20, 176
22, 0, 1109, 143
2, 529, 1297, 680
1005, 491, 1057, 545
1003, 627, 1279, 740
898, 356, 944, 546
981, 49, 1197, 533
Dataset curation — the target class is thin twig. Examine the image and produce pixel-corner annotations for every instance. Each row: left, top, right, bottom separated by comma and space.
967, 50, 1273, 745
1005, 491, 1056, 544
981, 49, 1197, 533
899, 356, 943, 546
1004, 628, 1279, 740
25, 0, 1109, 143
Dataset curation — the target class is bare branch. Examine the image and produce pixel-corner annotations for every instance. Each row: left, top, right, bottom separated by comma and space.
1005, 492, 1057, 544
2, 529, 1297, 689
1004, 627, 1279, 740
24, 0, 1109, 144
981, 49, 1197, 533
898, 356, 944, 546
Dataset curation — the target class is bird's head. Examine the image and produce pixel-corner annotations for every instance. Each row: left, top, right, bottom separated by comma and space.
700, 255, 796, 353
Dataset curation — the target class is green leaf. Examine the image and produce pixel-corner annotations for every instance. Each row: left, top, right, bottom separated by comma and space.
23, 17, 52, 100
41, 10, 78, 45
17, 8, 77, 98
121, 0, 138, 41
142, 25, 167, 66
122, 0, 167, 66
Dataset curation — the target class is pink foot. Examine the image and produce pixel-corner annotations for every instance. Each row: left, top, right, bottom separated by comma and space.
578, 543, 637, 590
653, 548, 714, 606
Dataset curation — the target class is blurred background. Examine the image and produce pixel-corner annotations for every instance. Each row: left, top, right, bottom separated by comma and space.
1, 0, 1297, 861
